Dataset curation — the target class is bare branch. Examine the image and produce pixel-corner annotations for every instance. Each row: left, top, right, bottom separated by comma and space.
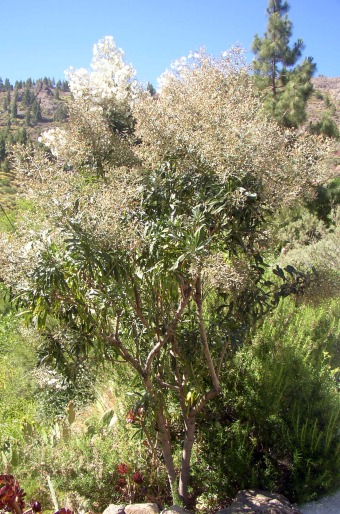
217, 340, 229, 378
193, 387, 220, 415
194, 276, 221, 393
131, 279, 151, 331
155, 375, 180, 392
144, 285, 192, 375
103, 333, 145, 377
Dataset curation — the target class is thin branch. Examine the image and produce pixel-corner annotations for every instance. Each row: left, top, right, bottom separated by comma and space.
217, 340, 229, 378
194, 276, 221, 393
144, 285, 192, 375
131, 280, 151, 331
171, 344, 189, 426
103, 333, 145, 377
193, 387, 220, 415
155, 375, 180, 392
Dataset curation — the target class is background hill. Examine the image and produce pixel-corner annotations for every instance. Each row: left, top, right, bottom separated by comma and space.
0, 78, 70, 211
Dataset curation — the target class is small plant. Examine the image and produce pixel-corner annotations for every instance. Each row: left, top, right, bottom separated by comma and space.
114, 463, 145, 503
0, 474, 71, 514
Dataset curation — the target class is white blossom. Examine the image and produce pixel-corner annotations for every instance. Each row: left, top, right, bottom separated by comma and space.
38, 128, 68, 158
65, 36, 137, 107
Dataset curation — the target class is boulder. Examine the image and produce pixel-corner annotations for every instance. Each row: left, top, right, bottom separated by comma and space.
102, 506, 126, 514
124, 504, 160, 514
216, 490, 302, 513
161, 506, 192, 514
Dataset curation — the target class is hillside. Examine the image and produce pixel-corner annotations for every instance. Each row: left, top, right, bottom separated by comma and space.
0, 79, 71, 211
0, 79, 70, 138
307, 76, 340, 127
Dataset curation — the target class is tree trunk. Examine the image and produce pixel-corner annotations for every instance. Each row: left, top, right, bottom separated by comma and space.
154, 408, 180, 504
144, 375, 181, 504
179, 414, 196, 505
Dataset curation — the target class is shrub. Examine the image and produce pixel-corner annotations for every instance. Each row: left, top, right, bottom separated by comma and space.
195, 298, 340, 505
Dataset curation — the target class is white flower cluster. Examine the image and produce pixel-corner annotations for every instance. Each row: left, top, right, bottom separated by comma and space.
157, 48, 208, 92
65, 36, 137, 106
38, 128, 67, 158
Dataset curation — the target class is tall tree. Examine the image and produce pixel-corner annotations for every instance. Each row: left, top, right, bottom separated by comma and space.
31, 98, 42, 123
252, 0, 315, 127
2, 42, 333, 507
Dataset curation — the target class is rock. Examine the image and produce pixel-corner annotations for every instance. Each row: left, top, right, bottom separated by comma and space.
102, 506, 126, 514
216, 490, 302, 513
161, 505, 192, 514
124, 504, 160, 514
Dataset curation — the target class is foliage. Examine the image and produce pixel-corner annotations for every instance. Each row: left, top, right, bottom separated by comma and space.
0, 292, 39, 451
309, 111, 340, 139
195, 298, 340, 505
305, 176, 340, 224
252, 0, 315, 127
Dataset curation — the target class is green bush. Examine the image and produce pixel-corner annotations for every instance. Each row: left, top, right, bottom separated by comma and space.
309, 111, 339, 139
195, 298, 340, 505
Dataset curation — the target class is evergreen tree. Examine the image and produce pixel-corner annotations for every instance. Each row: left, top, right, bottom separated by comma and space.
3, 91, 10, 111
16, 127, 28, 146
146, 82, 157, 96
4, 78, 11, 91
61, 80, 70, 92
0, 132, 6, 162
53, 103, 68, 122
11, 100, 18, 118
252, 0, 315, 127
25, 108, 31, 126
31, 98, 42, 122
22, 87, 33, 107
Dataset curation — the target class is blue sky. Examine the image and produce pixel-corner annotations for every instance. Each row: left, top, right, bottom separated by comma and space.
1, 0, 339, 86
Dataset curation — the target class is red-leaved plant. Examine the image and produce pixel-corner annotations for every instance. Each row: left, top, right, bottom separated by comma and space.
0, 475, 72, 514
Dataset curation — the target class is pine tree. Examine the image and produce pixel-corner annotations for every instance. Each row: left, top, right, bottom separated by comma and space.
11, 100, 18, 118
25, 108, 31, 126
61, 80, 70, 92
0, 132, 6, 162
252, 0, 315, 127
4, 78, 11, 91
31, 98, 42, 123
3, 90, 10, 111
22, 87, 33, 107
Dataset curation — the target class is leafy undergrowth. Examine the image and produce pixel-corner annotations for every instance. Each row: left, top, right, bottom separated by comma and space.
1, 289, 339, 512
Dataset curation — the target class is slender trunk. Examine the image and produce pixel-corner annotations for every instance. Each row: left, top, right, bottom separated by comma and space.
154, 408, 181, 504
179, 414, 196, 505
144, 375, 181, 504
272, 57, 276, 96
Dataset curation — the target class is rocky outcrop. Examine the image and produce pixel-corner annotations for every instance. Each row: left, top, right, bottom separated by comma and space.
216, 490, 302, 513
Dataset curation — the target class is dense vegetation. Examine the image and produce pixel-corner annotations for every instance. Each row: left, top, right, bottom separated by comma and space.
0, 2, 339, 512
